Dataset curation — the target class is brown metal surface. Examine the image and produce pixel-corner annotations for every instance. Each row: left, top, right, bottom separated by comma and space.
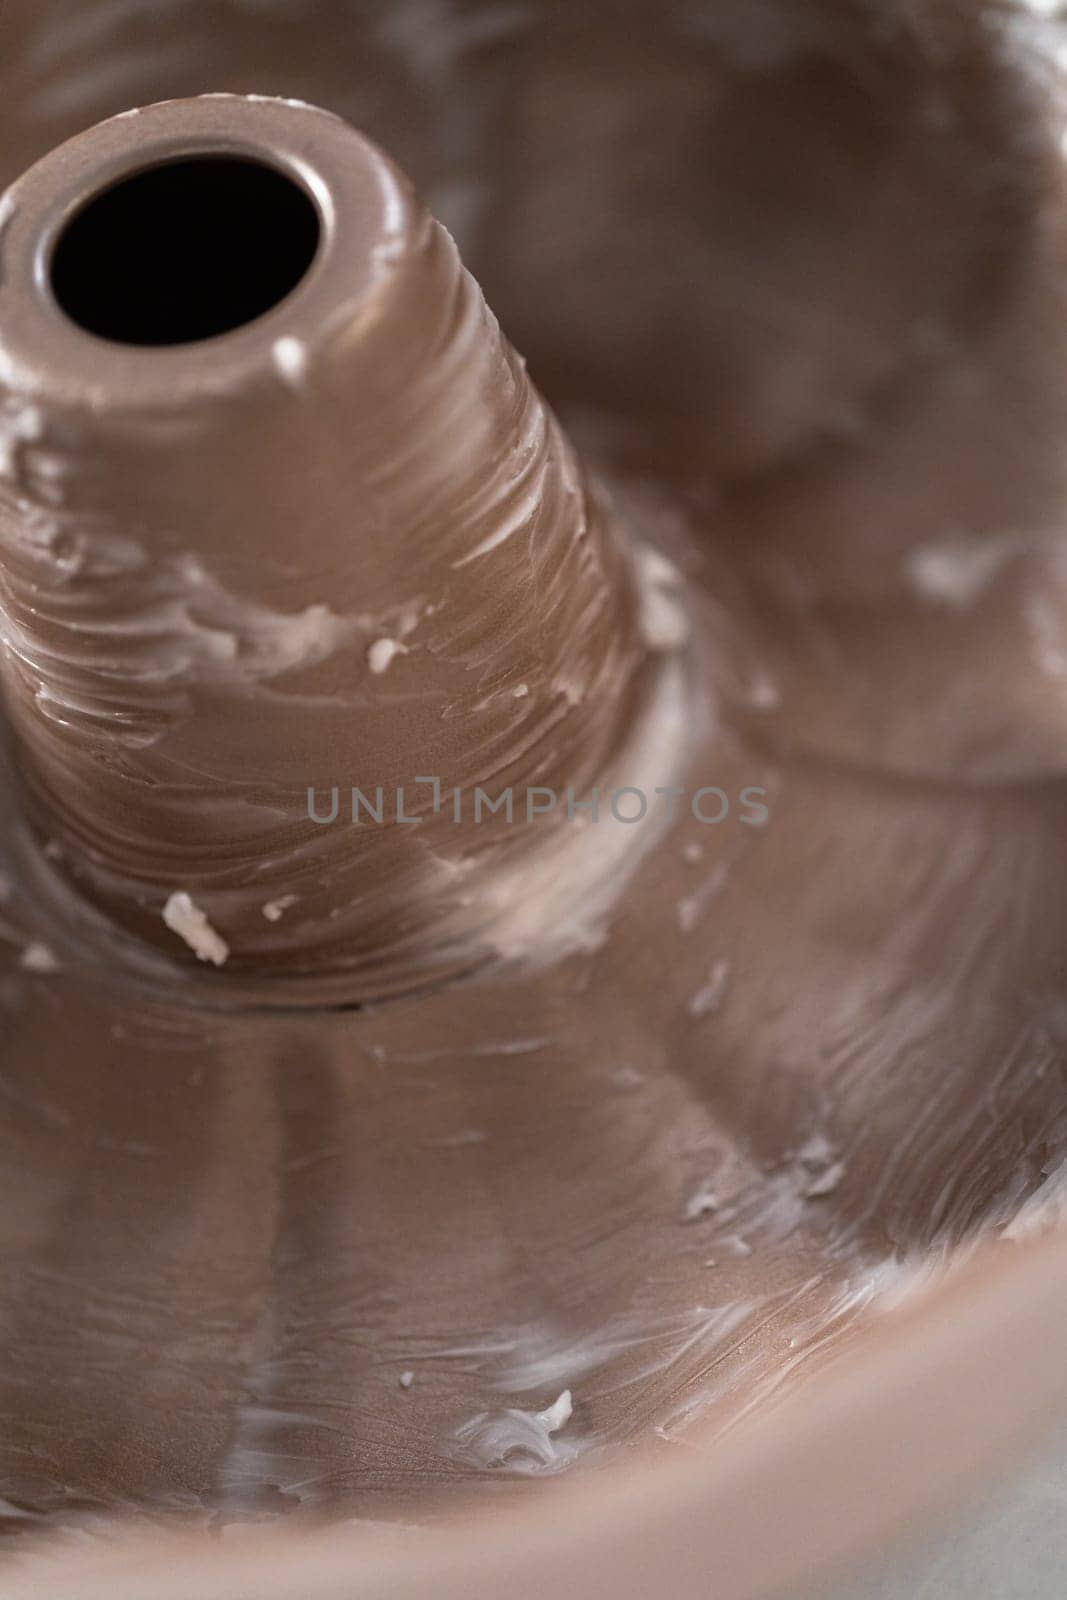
0, 4, 1063, 1597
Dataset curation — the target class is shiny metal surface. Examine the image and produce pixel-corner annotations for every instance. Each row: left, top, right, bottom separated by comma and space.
0, 7, 1064, 1598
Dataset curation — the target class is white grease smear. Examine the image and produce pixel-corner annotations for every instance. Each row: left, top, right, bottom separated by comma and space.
472, 529, 702, 965
162, 892, 229, 967
19, 941, 60, 975
2, 537, 370, 726
636, 545, 690, 652
683, 1181, 721, 1221
262, 895, 299, 923
677, 860, 731, 935
451, 463, 548, 566
482, 654, 693, 964
1027, 591, 1067, 679
367, 637, 409, 674
1002, 1159, 1067, 1240
906, 532, 1024, 609
688, 958, 731, 1017
805, 1160, 847, 1199
453, 1389, 574, 1473
0, 401, 43, 480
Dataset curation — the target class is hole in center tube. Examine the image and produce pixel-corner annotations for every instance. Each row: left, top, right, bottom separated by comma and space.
50, 156, 321, 346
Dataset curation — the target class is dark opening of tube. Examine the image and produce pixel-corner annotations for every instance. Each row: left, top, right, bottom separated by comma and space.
50, 156, 321, 346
